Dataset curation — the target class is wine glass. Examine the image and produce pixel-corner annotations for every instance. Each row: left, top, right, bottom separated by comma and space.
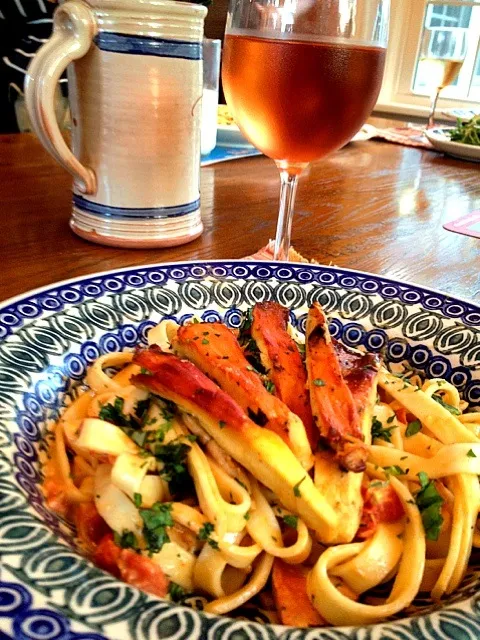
419, 27, 468, 129
222, 0, 390, 261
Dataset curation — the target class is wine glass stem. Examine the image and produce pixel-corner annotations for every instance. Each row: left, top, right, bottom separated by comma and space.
428, 88, 441, 129
273, 169, 300, 261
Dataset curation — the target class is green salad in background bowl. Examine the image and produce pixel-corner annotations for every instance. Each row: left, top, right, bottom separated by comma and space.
449, 115, 480, 146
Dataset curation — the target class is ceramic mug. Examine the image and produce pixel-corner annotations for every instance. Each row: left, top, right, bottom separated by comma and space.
25, 0, 207, 248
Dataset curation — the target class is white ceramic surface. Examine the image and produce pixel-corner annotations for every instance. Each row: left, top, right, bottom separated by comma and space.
425, 127, 480, 162
25, 0, 207, 248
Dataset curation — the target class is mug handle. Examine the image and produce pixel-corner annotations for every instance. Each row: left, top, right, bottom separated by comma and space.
25, 1, 97, 195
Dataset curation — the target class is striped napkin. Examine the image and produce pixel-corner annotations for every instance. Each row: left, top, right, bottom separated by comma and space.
352, 124, 434, 150
371, 126, 434, 150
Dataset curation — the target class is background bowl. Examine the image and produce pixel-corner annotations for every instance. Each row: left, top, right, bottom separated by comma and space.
425, 127, 480, 163
0, 260, 479, 640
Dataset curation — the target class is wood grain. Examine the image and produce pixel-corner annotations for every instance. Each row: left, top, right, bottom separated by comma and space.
0, 120, 479, 303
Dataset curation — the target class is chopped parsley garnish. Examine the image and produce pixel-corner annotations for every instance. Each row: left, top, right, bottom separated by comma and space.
293, 340, 306, 362
369, 480, 387, 488
198, 521, 214, 538
432, 394, 461, 415
219, 420, 227, 428
415, 472, 444, 541
135, 398, 150, 420
114, 530, 138, 550
383, 465, 405, 477
239, 307, 253, 331
405, 419, 422, 437
244, 512, 250, 521
197, 522, 219, 549
264, 379, 276, 394
293, 476, 306, 497
161, 403, 175, 422
238, 309, 266, 373
99, 397, 135, 428
201, 338, 209, 345
153, 419, 173, 444
467, 449, 477, 458
131, 431, 148, 447
99, 397, 161, 447
133, 492, 142, 508
234, 477, 247, 491
153, 440, 192, 495
282, 515, 298, 529
139, 502, 174, 553
313, 378, 326, 387
371, 417, 395, 442
168, 581, 187, 603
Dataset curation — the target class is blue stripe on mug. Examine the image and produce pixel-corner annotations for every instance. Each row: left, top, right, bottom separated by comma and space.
94, 32, 202, 61
73, 195, 201, 219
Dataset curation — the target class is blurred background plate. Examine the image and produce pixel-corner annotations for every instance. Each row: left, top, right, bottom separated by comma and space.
216, 105, 378, 149
440, 108, 480, 123
216, 122, 254, 148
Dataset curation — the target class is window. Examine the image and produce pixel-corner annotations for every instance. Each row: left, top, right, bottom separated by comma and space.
377, 0, 480, 117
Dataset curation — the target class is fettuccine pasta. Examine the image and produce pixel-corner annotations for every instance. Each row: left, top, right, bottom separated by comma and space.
42, 301, 480, 627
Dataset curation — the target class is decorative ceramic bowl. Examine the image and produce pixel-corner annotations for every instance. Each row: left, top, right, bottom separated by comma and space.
0, 260, 479, 640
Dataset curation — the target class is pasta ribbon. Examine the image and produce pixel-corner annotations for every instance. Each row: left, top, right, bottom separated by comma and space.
204, 553, 274, 615
111, 454, 166, 507
369, 443, 480, 479
378, 369, 478, 445
50, 421, 92, 504
421, 379, 461, 406
330, 522, 404, 594
246, 479, 312, 564
148, 319, 180, 351
208, 457, 252, 532
151, 541, 196, 590
307, 477, 425, 626
59, 390, 95, 445
76, 418, 140, 456
86, 352, 135, 394
193, 540, 248, 598
169, 501, 261, 570
431, 473, 480, 599
94, 464, 143, 538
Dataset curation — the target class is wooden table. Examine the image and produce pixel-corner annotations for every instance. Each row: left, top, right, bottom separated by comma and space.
1, 118, 479, 304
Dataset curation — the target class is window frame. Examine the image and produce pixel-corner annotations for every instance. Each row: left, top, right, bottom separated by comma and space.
376, 0, 480, 118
